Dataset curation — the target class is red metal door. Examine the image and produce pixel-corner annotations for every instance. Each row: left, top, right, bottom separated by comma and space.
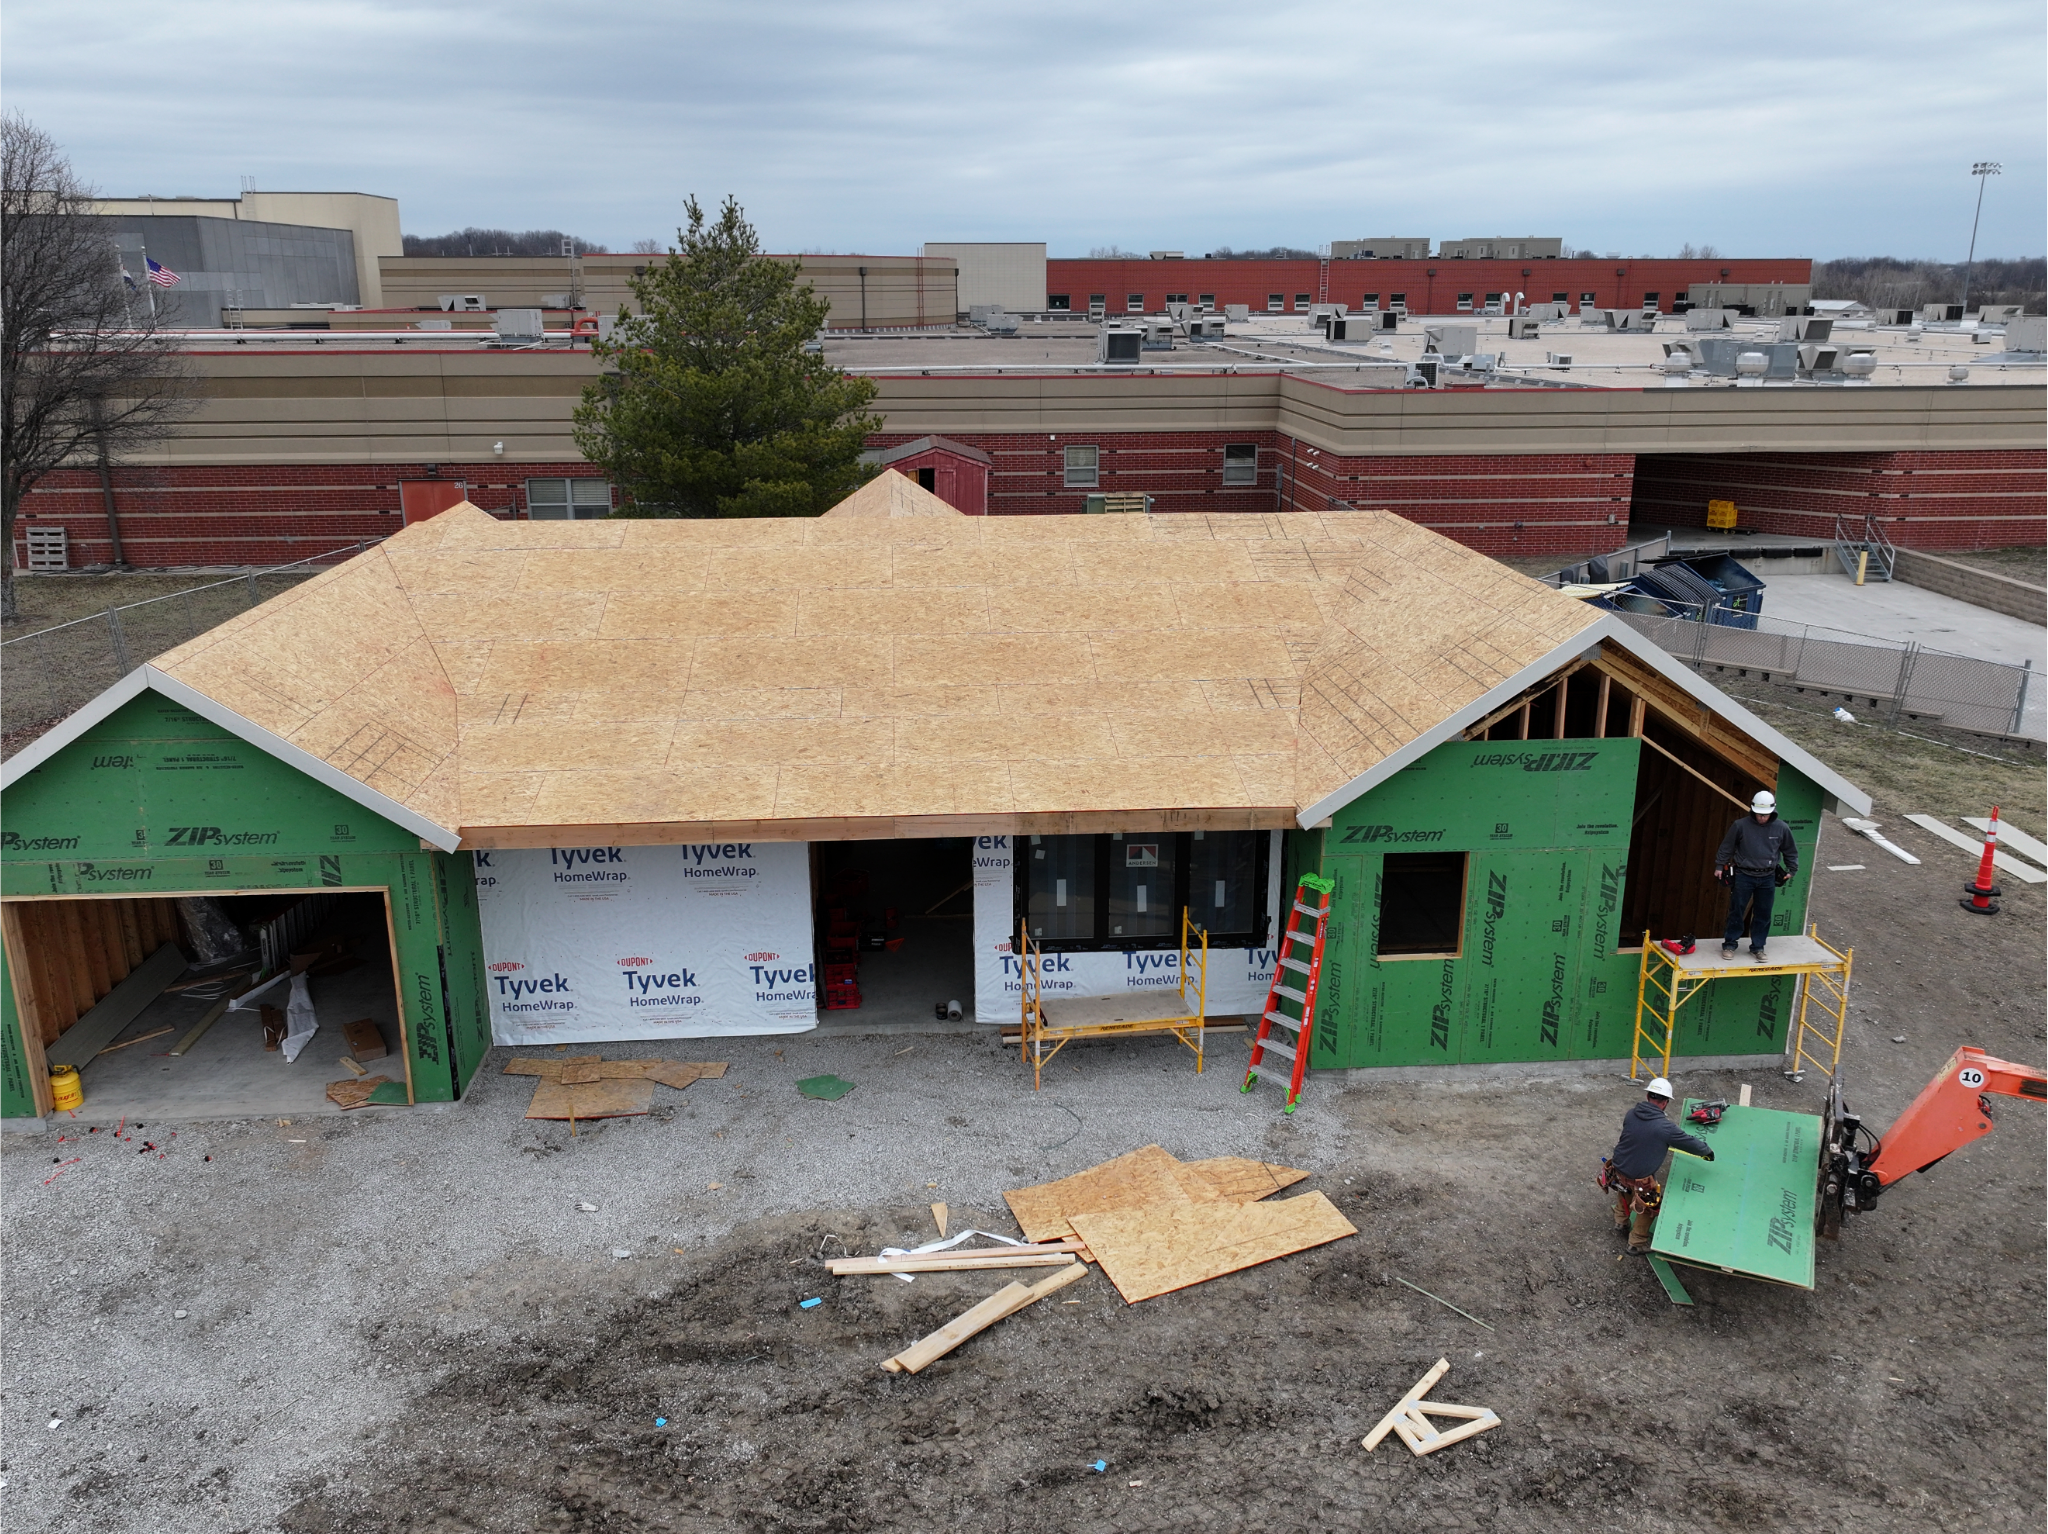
399, 481, 467, 525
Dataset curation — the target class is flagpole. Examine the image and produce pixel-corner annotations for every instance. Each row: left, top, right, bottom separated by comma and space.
139, 241, 158, 323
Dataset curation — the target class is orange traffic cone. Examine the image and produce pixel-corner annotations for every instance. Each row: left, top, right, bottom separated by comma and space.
1960, 805, 2002, 916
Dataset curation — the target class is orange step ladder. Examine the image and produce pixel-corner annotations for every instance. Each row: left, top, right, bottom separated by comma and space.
1242, 872, 1334, 1113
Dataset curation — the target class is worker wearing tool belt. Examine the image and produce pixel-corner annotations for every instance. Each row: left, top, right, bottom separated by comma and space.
1605, 1077, 1714, 1255
1714, 790, 1798, 961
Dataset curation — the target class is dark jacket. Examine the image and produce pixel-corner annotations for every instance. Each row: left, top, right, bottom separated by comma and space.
1715, 813, 1798, 877
1611, 1099, 1714, 1179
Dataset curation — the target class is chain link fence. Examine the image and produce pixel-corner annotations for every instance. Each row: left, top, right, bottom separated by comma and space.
1, 544, 380, 754
1615, 607, 2040, 742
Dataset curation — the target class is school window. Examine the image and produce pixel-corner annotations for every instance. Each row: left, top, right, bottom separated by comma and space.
1267, 293, 1285, 311
1063, 445, 1100, 488
1361, 292, 1380, 306
1551, 291, 1569, 303
1165, 292, 1190, 304
1019, 831, 1270, 952
1641, 292, 1661, 311
1127, 292, 1145, 312
1388, 293, 1407, 309
526, 478, 612, 520
1198, 293, 1215, 306
1293, 293, 1312, 310
1222, 443, 1258, 486
1580, 292, 1598, 305
1048, 294, 1071, 310
1088, 293, 1105, 307
1456, 293, 1474, 311
1376, 851, 1468, 958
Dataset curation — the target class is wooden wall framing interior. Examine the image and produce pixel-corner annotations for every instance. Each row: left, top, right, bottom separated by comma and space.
1463, 640, 1781, 949
1, 897, 186, 1117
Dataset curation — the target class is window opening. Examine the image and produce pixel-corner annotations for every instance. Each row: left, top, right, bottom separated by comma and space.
1063, 445, 1100, 487
1018, 831, 1269, 952
1222, 443, 1259, 486
526, 478, 612, 520
1127, 293, 1145, 312
1377, 852, 1467, 957
1048, 294, 1071, 310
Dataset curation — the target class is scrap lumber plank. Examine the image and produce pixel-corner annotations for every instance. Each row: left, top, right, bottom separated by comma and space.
47, 944, 188, 1070
524, 1076, 656, 1121
560, 1063, 603, 1085
829, 1253, 1076, 1276
1364, 1359, 1451, 1450
931, 1201, 948, 1238
1903, 814, 2048, 884
1963, 817, 2048, 870
643, 1060, 728, 1089
882, 1261, 1090, 1374
1069, 1190, 1356, 1304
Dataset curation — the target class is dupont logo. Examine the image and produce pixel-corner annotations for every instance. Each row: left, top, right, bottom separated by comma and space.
745, 951, 779, 962
488, 961, 525, 973
618, 957, 652, 967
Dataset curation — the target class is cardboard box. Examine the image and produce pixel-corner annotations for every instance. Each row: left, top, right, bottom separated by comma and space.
342, 1018, 388, 1061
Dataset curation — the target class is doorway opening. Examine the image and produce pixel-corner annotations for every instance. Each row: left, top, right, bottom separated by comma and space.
813, 839, 974, 1025
3, 889, 407, 1121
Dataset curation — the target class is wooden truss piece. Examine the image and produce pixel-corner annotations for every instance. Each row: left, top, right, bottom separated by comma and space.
1363, 1358, 1502, 1457
880, 1261, 1089, 1374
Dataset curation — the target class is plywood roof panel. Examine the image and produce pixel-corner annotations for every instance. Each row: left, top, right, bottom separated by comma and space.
136, 499, 1828, 845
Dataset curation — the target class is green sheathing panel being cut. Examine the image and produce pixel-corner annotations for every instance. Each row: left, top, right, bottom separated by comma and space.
1317, 738, 1639, 1068
1653, 1102, 1819, 1289
0, 692, 489, 1116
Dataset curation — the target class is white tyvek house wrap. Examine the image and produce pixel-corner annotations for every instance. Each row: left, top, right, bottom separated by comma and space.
970, 834, 1281, 1026
475, 842, 817, 1045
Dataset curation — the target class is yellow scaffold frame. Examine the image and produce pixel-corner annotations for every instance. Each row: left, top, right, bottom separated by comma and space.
1630, 925, 1853, 1083
1017, 909, 1209, 1090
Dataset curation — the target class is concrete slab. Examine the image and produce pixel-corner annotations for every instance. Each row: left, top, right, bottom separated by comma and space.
1757, 573, 2046, 667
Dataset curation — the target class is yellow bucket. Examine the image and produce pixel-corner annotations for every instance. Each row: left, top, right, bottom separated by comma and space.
48, 1065, 83, 1114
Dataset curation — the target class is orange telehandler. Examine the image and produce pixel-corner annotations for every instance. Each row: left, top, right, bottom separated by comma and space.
1819, 1046, 2046, 1239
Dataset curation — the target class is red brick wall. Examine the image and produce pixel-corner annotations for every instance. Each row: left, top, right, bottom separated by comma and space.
1629, 451, 2048, 550
11, 462, 604, 569
1045, 257, 1814, 316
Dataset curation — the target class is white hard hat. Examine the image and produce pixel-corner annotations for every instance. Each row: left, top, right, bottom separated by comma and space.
1751, 791, 1776, 813
1647, 1077, 1674, 1099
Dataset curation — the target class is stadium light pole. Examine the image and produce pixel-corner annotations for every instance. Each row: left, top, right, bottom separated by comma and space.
1959, 161, 2000, 312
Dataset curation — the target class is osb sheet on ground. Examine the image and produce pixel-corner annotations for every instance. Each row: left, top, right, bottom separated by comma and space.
1004, 1145, 1308, 1243
505, 1056, 728, 1119
524, 1076, 656, 1121
1069, 1190, 1357, 1303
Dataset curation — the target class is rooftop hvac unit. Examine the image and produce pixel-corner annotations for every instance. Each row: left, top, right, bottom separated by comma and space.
1974, 304, 2021, 325
1224, 303, 1250, 322
981, 311, 1020, 334
1921, 304, 1965, 323
25, 525, 68, 570
968, 304, 1000, 325
1778, 316, 1834, 342
1141, 320, 1175, 350
493, 309, 545, 341
539, 292, 574, 309
1684, 308, 1734, 331
2005, 315, 2046, 353
1545, 351, 1573, 370
1165, 301, 1195, 322
1097, 327, 1143, 364
1422, 323, 1477, 357
1878, 308, 1916, 326
1506, 315, 1541, 339
1087, 300, 1106, 320
1188, 316, 1227, 340
438, 294, 487, 312
1795, 343, 1837, 371
1526, 302, 1570, 322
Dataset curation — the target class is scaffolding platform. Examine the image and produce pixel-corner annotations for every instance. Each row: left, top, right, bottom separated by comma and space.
1017, 912, 1208, 1089
1630, 927, 1852, 1083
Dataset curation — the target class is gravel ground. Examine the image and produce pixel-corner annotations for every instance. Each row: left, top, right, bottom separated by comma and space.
3, 815, 2041, 1534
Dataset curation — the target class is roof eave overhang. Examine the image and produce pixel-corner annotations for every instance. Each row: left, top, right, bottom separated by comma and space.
0, 666, 464, 852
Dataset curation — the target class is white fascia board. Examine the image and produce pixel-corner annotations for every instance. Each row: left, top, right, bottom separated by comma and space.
1296, 627, 1605, 828
1, 667, 464, 852
0, 669, 153, 787
1596, 620, 1872, 816
1294, 611, 1873, 829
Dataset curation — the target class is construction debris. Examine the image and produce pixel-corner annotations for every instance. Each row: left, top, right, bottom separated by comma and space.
502, 1055, 728, 1121
1004, 1145, 1308, 1243
931, 1201, 949, 1238
798, 1074, 856, 1101
881, 1261, 1090, 1374
1362, 1359, 1501, 1457
325, 1075, 406, 1110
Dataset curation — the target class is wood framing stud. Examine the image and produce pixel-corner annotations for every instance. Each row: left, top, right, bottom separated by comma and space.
1363, 1358, 1502, 1457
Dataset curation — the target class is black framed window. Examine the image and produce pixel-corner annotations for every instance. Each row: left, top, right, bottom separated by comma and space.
1018, 831, 1270, 952
1377, 852, 1467, 958
1048, 294, 1071, 310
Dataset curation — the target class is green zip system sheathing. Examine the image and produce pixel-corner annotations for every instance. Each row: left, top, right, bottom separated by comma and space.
1652, 1101, 1820, 1289
1297, 737, 1823, 1070
1, 694, 490, 1118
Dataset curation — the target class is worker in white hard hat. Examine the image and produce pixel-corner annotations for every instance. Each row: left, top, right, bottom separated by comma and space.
1603, 1078, 1715, 1255
1712, 789, 1798, 962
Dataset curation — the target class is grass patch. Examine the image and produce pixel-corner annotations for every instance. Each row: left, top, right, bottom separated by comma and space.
1941, 546, 2045, 585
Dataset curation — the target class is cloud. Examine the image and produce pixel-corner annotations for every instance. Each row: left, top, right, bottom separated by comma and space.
5, 0, 2041, 258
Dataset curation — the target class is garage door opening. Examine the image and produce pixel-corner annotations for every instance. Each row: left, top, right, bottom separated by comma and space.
814, 838, 975, 1025
3, 890, 409, 1122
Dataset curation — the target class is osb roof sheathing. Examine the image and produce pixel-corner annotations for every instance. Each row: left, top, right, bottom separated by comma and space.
146, 499, 1608, 848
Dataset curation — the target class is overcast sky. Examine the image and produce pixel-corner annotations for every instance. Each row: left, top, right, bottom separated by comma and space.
7, 0, 2042, 260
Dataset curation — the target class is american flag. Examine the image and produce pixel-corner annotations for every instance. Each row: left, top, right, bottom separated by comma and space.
146, 257, 180, 287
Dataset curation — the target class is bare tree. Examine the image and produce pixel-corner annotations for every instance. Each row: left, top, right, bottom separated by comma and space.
628, 238, 665, 254
2, 113, 191, 619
